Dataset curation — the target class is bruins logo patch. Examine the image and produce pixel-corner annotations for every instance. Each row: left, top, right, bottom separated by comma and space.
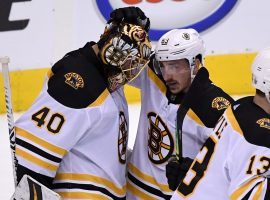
64, 72, 84, 89
212, 97, 230, 110
147, 112, 174, 164
256, 118, 270, 130
118, 111, 128, 164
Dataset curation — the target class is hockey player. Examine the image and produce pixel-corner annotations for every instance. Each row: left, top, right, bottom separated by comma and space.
108, 8, 234, 199
14, 16, 151, 199
171, 47, 270, 199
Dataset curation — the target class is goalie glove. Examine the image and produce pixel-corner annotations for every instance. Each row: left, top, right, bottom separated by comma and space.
166, 155, 193, 191
108, 7, 150, 32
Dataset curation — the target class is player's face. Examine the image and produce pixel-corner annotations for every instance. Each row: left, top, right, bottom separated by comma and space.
160, 59, 191, 94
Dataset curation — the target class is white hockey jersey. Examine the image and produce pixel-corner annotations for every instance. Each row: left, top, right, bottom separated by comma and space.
127, 66, 233, 199
171, 97, 270, 200
15, 43, 129, 199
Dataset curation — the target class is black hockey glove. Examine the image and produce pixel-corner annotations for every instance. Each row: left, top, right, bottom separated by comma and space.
166, 156, 193, 191
109, 7, 150, 32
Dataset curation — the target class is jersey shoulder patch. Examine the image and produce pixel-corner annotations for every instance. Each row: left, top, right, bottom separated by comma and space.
181, 67, 234, 127
233, 96, 270, 148
48, 43, 107, 108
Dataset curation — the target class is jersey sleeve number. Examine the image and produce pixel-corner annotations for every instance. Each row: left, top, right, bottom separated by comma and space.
178, 137, 216, 196
246, 155, 270, 175
178, 116, 227, 197
32, 107, 65, 134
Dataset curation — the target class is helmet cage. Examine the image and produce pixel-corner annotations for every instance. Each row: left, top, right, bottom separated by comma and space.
100, 23, 151, 91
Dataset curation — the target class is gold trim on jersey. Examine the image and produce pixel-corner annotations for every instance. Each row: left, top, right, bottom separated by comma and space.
148, 68, 166, 95
16, 147, 58, 171
47, 69, 54, 78
88, 89, 110, 107
127, 181, 157, 200
58, 192, 109, 200
15, 127, 67, 156
187, 109, 205, 126
252, 181, 264, 199
55, 173, 126, 196
128, 163, 171, 192
225, 106, 243, 136
230, 176, 263, 199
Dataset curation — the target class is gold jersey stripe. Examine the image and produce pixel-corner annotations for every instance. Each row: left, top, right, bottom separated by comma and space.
252, 181, 264, 200
16, 147, 58, 171
15, 127, 67, 156
148, 68, 166, 95
127, 181, 157, 200
33, 185, 38, 200
225, 106, 243, 136
55, 173, 126, 196
47, 69, 54, 78
58, 192, 109, 200
88, 89, 110, 107
128, 163, 171, 192
230, 177, 262, 200
187, 109, 205, 126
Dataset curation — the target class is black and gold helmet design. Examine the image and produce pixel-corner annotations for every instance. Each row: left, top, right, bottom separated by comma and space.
99, 22, 151, 91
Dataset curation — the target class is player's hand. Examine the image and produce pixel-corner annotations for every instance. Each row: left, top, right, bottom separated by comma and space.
109, 7, 150, 32
166, 156, 193, 191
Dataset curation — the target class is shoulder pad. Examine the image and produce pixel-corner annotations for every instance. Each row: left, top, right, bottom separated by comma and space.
48, 43, 107, 108
233, 96, 270, 148
181, 67, 234, 127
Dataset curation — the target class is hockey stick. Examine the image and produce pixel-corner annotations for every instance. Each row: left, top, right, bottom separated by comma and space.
0, 57, 18, 187
175, 107, 188, 161
1, 57, 61, 200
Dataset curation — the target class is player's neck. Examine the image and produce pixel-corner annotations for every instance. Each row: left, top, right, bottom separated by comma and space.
253, 94, 270, 114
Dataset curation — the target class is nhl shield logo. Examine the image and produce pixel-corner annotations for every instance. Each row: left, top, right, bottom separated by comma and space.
161, 38, 169, 45
64, 72, 84, 90
182, 33, 190, 40
212, 97, 230, 110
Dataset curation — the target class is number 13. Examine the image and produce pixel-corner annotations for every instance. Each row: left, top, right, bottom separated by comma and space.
246, 155, 270, 175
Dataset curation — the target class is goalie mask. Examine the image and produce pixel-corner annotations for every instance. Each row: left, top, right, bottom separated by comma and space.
252, 47, 270, 103
99, 23, 152, 92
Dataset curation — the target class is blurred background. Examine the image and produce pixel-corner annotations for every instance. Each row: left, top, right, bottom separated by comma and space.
1, 0, 270, 198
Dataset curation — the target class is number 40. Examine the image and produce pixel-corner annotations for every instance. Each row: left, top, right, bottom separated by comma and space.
32, 107, 65, 134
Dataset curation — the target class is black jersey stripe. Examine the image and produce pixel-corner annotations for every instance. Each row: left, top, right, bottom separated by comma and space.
242, 181, 262, 200
53, 182, 126, 200
127, 172, 171, 200
16, 137, 62, 163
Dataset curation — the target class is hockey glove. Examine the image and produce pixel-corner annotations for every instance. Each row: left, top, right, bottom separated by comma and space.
109, 7, 150, 32
166, 156, 193, 191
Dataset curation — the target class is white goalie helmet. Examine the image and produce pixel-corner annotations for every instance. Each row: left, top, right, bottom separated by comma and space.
155, 28, 205, 78
252, 47, 270, 103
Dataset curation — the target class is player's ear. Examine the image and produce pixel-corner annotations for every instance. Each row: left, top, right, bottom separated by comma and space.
193, 58, 201, 75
